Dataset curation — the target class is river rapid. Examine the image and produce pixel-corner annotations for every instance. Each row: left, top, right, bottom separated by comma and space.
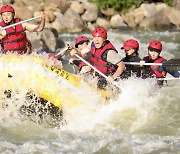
0, 28, 180, 154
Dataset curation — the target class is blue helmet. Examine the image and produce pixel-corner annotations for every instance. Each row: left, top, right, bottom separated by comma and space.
37, 51, 45, 55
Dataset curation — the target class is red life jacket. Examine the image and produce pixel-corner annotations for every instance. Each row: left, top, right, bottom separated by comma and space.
144, 56, 167, 78
78, 61, 87, 71
0, 18, 27, 54
90, 40, 117, 75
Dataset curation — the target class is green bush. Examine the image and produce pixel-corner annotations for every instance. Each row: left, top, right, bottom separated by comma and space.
90, 0, 173, 14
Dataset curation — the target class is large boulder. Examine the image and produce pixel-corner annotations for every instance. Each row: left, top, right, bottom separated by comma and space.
172, 0, 180, 7
133, 7, 145, 24
40, 29, 58, 52
51, 13, 66, 33
70, 1, 85, 15
27, 28, 65, 52
87, 22, 98, 31
81, 2, 99, 22
44, 3, 61, 13
165, 7, 180, 27
13, 0, 33, 20
123, 11, 137, 28
140, 3, 156, 17
110, 14, 127, 28
22, 0, 43, 13
156, 3, 168, 12
52, 8, 84, 33
26, 32, 43, 52
96, 17, 110, 29
139, 8, 174, 29
44, 0, 70, 14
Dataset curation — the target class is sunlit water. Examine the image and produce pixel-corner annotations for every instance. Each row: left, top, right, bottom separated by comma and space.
0, 29, 180, 154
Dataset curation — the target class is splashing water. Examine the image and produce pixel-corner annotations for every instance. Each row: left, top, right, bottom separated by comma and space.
0, 29, 180, 153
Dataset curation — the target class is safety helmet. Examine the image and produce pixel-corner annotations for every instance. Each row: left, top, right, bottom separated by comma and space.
121, 39, 139, 51
75, 36, 89, 48
148, 40, 162, 52
92, 27, 107, 39
0, 4, 15, 14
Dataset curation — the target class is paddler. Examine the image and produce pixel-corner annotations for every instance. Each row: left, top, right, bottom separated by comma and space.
0, 4, 45, 54
71, 27, 125, 89
69, 35, 92, 74
120, 39, 146, 79
141, 40, 180, 85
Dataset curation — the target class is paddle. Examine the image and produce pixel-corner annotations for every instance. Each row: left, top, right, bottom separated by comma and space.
74, 54, 121, 89
157, 77, 180, 81
55, 46, 69, 57
124, 59, 180, 71
0, 16, 41, 31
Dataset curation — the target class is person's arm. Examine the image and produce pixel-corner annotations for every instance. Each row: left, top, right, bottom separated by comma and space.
23, 12, 45, 32
160, 60, 180, 78
111, 61, 125, 80
0, 28, 6, 39
106, 50, 125, 82
165, 67, 180, 78
70, 48, 79, 57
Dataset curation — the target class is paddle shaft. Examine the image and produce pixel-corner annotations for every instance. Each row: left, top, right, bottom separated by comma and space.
74, 54, 121, 89
124, 59, 180, 71
55, 46, 69, 56
156, 77, 180, 81
0, 16, 41, 30
124, 59, 180, 67
124, 62, 162, 66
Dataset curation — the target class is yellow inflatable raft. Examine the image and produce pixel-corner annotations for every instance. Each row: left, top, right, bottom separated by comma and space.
0, 53, 113, 109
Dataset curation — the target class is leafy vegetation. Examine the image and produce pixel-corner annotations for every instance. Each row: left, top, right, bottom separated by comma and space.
90, 0, 173, 14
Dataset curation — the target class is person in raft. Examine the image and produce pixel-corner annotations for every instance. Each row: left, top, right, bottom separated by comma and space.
69, 35, 92, 74
141, 40, 180, 85
76, 27, 125, 89
120, 39, 146, 79
0, 4, 45, 54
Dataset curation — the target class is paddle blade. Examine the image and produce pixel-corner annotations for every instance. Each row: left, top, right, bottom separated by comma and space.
163, 59, 180, 71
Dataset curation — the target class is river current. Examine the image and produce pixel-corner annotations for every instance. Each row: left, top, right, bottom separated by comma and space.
0, 28, 179, 153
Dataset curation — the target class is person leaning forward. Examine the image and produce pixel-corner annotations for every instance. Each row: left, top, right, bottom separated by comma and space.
69, 35, 92, 74
0, 4, 45, 54
82, 27, 125, 89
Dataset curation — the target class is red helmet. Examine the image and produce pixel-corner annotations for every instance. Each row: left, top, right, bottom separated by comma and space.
121, 39, 139, 51
148, 40, 162, 52
75, 36, 89, 48
0, 4, 15, 14
92, 27, 107, 39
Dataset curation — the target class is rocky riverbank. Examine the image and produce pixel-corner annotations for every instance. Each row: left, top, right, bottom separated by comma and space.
1, 0, 180, 52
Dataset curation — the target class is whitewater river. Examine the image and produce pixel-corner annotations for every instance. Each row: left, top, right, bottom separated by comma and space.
0, 28, 179, 153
